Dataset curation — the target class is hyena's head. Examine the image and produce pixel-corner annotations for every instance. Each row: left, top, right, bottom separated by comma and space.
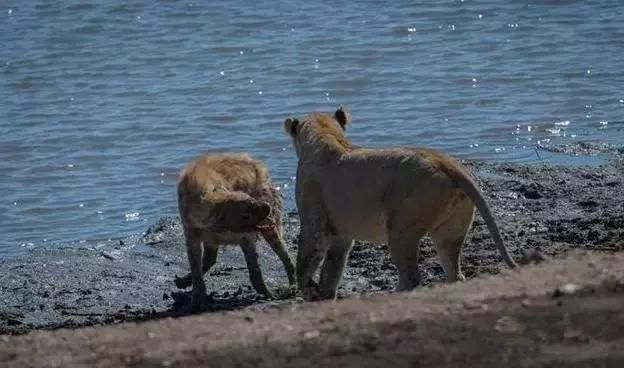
211, 192, 273, 233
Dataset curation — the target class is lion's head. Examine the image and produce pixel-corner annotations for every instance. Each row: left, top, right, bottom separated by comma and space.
283, 105, 352, 158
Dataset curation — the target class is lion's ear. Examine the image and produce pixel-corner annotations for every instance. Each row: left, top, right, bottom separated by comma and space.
283, 117, 300, 137
333, 105, 351, 130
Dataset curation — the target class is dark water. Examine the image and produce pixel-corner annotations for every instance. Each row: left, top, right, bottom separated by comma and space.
1, 1, 623, 257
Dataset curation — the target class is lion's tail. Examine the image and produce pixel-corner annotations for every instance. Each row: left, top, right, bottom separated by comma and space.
440, 163, 518, 269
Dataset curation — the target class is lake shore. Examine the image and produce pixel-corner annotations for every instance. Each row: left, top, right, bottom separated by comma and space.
2, 250, 623, 367
1, 142, 622, 335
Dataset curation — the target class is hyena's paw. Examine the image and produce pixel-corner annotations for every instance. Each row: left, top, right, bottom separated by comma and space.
174, 273, 192, 289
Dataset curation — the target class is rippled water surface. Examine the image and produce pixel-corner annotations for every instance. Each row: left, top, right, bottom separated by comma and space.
1, 1, 623, 257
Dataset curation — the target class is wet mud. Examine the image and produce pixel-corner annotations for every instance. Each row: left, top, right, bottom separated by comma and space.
1, 142, 622, 335
3, 252, 624, 368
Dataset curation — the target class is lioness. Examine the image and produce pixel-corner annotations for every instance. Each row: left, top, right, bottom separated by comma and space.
176, 153, 295, 311
283, 106, 518, 301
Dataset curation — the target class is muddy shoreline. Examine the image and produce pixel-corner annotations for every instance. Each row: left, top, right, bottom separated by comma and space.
1, 142, 622, 335
3, 252, 624, 368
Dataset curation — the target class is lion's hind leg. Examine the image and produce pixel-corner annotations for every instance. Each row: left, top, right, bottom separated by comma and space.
388, 227, 427, 292
430, 196, 475, 283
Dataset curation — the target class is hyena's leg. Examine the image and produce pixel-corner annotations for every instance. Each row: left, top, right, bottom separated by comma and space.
240, 237, 273, 298
175, 243, 219, 289
182, 226, 206, 312
261, 224, 296, 286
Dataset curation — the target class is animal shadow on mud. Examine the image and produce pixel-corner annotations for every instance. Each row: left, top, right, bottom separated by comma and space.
167, 285, 297, 316
104, 287, 296, 327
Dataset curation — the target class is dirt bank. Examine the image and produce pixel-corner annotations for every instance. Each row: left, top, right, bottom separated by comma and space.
0, 142, 622, 334
1, 252, 623, 368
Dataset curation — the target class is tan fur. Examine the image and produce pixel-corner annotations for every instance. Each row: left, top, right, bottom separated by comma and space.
176, 153, 295, 312
284, 106, 518, 301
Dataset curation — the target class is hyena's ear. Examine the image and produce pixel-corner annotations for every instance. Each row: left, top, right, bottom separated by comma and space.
283, 117, 300, 137
333, 105, 351, 130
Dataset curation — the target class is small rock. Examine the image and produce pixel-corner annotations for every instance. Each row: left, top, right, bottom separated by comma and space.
563, 329, 585, 342
495, 316, 524, 334
519, 249, 548, 265
303, 330, 320, 339
523, 190, 541, 199
100, 251, 118, 261
462, 301, 488, 311
587, 229, 600, 241
7, 319, 22, 326
554, 283, 581, 297
144, 234, 163, 245
505, 192, 519, 199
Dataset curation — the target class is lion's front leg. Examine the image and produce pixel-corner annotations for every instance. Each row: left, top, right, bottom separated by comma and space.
296, 225, 328, 301
293, 174, 331, 301
318, 236, 353, 300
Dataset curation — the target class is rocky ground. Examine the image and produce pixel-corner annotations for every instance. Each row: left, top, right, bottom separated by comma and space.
2, 251, 623, 368
0, 141, 622, 335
